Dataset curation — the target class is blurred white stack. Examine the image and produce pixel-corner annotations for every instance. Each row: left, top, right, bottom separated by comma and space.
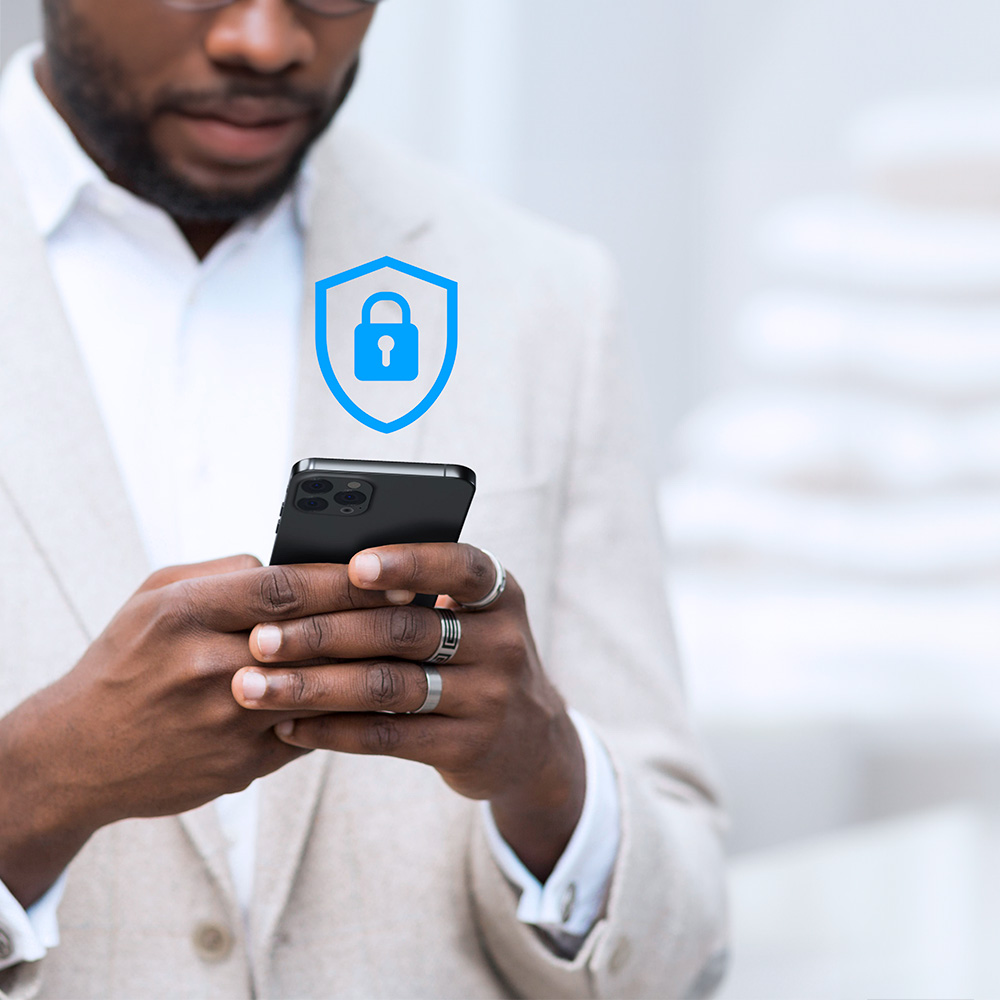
663, 93, 1000, 846
665, 93, 1000, 997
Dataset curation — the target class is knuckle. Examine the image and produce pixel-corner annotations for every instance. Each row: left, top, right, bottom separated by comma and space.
321, 564, 357, 609
185, 648, 226, 686
464, 545, 491, 590
436, 743, 466, 774
361, 661, 404, 709
154, 582, 203, 635
256, 565, 305, 618
441, 729, 486, 774
339, 574, 364, 609
479, 674, 511, 715
214, 700, 248, 731
381, 606, 427, 650
303, 614, 327, 655
286, 669, 310, 705
401, 547, 421, 587
361, 715, 401, 753
491, 622, 527, 668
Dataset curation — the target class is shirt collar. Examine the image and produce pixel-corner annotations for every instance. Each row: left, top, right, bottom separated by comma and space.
0, 43, 105, 237
0, 42, 311, 241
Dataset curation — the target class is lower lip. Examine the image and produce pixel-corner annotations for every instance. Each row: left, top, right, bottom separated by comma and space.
172, 114, 307, 165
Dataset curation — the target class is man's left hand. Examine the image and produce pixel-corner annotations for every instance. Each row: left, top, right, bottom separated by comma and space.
231, 543, 586, 881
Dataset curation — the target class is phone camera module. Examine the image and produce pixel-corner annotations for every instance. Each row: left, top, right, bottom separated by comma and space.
297, 497, 329, 512
334, 491, 367, 505
302, 479, 333, 494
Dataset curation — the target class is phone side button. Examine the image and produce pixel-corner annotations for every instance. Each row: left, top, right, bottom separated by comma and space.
275, 517, 281, 533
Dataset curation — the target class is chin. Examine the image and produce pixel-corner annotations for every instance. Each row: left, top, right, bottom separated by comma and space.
131, 153, 305, 223
181, 164, 288, 199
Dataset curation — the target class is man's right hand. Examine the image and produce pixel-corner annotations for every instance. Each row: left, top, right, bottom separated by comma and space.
0, 554, 388, 909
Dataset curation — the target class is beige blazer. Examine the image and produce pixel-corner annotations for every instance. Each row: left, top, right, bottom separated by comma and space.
0, 125, 727, 1000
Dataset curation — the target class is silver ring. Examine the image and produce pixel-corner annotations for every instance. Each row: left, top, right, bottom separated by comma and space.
412, 664, 443, 714
424, 607, 461, 665
459, 549, 506, 611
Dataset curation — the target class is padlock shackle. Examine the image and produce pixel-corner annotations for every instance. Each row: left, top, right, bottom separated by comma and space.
361, 291, 411, 326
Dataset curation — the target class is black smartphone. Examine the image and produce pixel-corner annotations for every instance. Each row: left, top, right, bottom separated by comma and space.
270, 458, 477, 607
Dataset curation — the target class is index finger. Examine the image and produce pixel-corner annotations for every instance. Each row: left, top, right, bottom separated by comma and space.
173, 563, 395, 633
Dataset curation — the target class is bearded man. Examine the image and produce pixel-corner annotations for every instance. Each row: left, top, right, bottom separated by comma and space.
0, 1, 727, 997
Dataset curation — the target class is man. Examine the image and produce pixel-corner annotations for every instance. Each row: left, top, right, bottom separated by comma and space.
0, 0, 727, 996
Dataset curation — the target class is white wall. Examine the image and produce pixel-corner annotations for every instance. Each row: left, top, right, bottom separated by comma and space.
0, 1, 41, 63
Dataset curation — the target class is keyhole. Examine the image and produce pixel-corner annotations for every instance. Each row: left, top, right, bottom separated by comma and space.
378, 334, 395, 367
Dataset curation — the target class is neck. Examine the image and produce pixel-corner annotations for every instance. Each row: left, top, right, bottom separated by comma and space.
172, 219, 236, 261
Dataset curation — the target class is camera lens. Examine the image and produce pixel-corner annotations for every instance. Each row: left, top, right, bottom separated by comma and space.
334, 491, 367, 505
302, 479, 333, 494
297, 497, 329, 512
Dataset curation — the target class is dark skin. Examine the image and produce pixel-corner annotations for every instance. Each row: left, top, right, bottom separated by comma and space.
0, 0, 586, 908
36, 0, 374, 258
238, 544, 586, 882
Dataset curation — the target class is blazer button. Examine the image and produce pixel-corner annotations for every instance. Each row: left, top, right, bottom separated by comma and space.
192, 921, 234, 962
0, 925, 12, 961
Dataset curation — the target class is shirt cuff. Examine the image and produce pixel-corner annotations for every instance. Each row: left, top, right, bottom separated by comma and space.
0, 871, 67, 971
480, 707, 621, 939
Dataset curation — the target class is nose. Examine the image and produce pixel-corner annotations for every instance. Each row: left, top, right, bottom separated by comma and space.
204, 0, 316, 75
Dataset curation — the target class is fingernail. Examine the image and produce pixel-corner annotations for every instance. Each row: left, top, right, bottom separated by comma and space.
256, 625, 282, 657
275, 720, 295, 739
386, 589, 415, 605
242, 670, 267, 701
353, 552, 381, 583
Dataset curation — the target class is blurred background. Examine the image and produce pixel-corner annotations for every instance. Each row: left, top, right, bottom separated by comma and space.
4, 1, 1000, 996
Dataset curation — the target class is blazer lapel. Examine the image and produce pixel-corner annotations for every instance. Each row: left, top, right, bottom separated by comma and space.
0, 141, 240, 918
250, 126, 438, 964
289, 125, 438, 465
0, 142, 149, 641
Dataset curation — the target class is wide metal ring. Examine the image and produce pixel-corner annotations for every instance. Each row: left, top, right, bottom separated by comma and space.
424, 607, 461, 665
459, 549, 506, 611
411, 664, 443, 714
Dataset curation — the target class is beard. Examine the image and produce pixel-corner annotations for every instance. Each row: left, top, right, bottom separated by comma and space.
41, 1, 357, 222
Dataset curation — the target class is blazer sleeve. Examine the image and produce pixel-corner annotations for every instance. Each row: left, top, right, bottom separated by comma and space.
467, 243, 729, 1000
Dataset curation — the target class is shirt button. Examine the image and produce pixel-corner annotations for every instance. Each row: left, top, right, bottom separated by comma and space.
0, 925, 12, 961
560, 882, 577, 922
608, 936, 632, 974
192, 921, 233, 962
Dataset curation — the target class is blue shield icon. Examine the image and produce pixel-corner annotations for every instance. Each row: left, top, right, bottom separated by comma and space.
315, 257, 458, 434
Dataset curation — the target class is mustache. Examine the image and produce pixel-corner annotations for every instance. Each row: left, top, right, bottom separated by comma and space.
154, 81, 330, 119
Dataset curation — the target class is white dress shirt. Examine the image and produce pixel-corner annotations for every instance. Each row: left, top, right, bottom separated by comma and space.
0, 43, 620, 970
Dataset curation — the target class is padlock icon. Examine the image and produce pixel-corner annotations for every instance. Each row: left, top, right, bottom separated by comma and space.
354, 292, 419, 382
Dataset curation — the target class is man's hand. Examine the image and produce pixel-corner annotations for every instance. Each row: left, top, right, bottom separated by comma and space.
0, 554, 395, 907
232, 544, 587, 882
